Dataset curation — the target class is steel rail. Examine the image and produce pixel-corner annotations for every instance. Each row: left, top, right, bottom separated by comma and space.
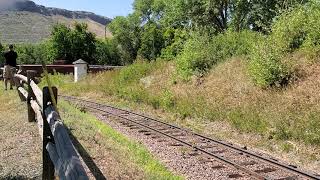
61, 95, 320, 180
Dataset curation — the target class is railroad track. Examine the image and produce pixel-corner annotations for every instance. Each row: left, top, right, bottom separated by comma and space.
61, 95, 320, 180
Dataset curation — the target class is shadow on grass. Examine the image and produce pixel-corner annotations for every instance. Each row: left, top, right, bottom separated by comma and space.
67, 128, 107, 180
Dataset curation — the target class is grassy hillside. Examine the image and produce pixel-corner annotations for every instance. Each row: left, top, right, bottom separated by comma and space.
0, 11, 111, 44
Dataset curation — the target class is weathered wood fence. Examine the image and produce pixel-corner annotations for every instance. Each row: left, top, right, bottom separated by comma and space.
14, 70, 88, 180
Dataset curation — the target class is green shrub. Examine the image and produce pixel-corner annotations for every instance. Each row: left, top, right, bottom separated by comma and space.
176, 30, 258, 79
301, 2, 320, 57
271, 1, 320, 52
160, 89, 175, 110
160, 29, 188, 60
248, 1, 320, 87
16, 42, 51, 64
116, 60, 155, 84
247, 38, 292, 87
176, 32, 212, 79
272, 5, 308, 52
95, 39, 121, 65
272, 1, 320, 55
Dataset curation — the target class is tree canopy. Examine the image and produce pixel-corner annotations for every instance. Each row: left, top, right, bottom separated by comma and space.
108, 0, 309, 63
50, 23, 97, 64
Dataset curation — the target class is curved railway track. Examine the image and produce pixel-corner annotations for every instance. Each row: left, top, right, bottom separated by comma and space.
61, 95, 320, 180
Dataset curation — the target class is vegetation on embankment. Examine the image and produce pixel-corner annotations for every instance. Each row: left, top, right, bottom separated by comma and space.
59, 100, 183, 180
47, 54, 320, 171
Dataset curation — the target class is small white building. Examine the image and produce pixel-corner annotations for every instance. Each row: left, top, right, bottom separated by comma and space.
73, 59, 88, 82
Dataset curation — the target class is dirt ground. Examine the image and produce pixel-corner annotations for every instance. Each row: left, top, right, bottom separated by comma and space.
0, 86, 42, 179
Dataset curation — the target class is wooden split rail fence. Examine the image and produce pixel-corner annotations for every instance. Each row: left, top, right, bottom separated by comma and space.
14, 70, 88, 180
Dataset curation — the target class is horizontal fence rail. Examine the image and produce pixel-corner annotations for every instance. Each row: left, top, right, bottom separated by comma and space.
13, 70, 88, 180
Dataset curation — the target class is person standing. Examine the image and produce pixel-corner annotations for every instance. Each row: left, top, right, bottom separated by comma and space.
3, 45, 17, 90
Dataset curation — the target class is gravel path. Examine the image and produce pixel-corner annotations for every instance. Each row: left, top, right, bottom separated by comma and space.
0, 92, 42, 179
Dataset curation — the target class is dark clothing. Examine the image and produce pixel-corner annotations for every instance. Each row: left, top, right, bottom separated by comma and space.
4, 50, 17, 67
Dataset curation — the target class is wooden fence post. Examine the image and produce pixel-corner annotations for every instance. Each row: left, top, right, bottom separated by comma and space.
27, 70, 36, 122
42, 86, 57, 180
14, 70, 26, 102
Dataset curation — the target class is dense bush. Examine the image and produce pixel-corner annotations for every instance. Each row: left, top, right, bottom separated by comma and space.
15, 42, 51, 64
247, 38, 291, 87
160, 28, 188, 60
176, 30, 259, 79
248, 1, 320, 87
95, 39, 121, 65
116, 60, 159, 85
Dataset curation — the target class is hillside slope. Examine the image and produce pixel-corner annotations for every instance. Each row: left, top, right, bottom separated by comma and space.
46, 55, 320, 173
0, 0, 112, 44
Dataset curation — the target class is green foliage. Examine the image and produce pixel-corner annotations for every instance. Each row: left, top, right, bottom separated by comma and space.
50, 23, 97, 64
177, 30, 259, 79
116, 60, 157, 85
108, 15, 141, 64
271, 1, 320, 53
176, 33, 212, 79
272, 5, 308, 52
247, 38, 291, 87
231, 0, 309, 33
138, 22, 165, 60
248, 1, 320, 87
160, 89, 175, 110
106, 0, 309, 64
15, 42, 51, 64
95, 39, 121, 65
0, 42, 4, 65
160, 28, 188, 60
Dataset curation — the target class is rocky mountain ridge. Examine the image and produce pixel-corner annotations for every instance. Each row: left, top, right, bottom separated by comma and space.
1, 0, 112, 25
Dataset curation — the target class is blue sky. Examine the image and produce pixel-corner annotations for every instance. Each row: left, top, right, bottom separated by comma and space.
32, 0, 134, 18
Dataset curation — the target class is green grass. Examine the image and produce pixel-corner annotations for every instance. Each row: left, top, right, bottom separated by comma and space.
59, 100, 183, 180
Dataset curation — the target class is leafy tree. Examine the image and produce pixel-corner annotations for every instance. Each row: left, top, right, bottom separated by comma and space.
138, 22, 165, 60
161, 28, 188, 60
50, 24, 72, 62
108, 14, 141, 64
185, 0, 231, 33
95, 39, 121, 65
16, 43, 50, 64
50, 23, 97, 64
231, 0, 309, 33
